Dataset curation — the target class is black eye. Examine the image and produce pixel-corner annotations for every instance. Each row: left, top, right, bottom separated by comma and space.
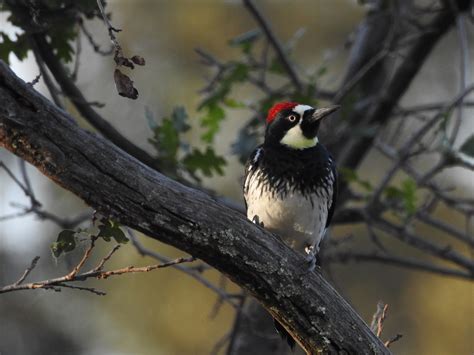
287, 115, 297, 122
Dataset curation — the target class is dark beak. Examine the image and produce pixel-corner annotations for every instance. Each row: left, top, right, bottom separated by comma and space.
311, 105, 340, 122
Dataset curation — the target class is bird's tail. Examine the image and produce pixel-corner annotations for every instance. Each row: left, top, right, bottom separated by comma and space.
273, 318, 296, 350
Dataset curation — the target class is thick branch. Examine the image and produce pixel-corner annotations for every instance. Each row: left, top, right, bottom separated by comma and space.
329, 0, 468, 183
0, 62, 388, 354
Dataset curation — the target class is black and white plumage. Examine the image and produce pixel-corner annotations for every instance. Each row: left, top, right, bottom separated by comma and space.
243, 102, 338, 260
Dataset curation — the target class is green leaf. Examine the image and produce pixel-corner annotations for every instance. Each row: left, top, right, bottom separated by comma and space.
201, 103, 225, 143
269, 57, 285, 74
48, 24, 77, 63
460, 135, 474, 157
227, 63, 249, 82
98, 220, 128, 244
401, 179, 417, 215
156, 118, 180, 159
148, 106, 191, 164
197, 62, 248, 139
182, 147, 226, 177
51, 230, 76, 258
383, 179, 418, 216
0, 32, 29, 64
339, 167, 357, 182
223, 98, 245, 108
316, 66, 328, 78
339, 167, 373, 192
384, 186, 404, 200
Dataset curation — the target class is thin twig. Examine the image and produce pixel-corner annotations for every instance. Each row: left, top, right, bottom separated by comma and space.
28, 73, 41, 86
370, 301, 386, 335
93, 244, 121, 272
243, 0, 302, 90
66, 236, 98, 280
384, 334, 403, 348
449, 5, 471, 144
79, 19, 114, 56
30, 41, 64, 109
96, 0, 122, 51
210, 331, 231, 355
0, 240, 196, 295
13, 256, 40, 286
127, 229, 241, 308
327, 249, 473, 280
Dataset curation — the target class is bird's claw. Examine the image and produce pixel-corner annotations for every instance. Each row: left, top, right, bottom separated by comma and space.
305, 245, 319, 272
252, 214, 264, 227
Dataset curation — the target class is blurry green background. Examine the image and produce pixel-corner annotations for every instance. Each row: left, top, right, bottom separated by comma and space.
0, 1, 473, 354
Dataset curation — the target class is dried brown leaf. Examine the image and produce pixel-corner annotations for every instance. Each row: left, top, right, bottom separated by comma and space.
113, 69, 138, 100
131, 55, 146, 66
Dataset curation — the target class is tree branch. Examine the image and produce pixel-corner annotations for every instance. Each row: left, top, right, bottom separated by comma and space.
0, 61, 389, 354
242, 0, 302, 91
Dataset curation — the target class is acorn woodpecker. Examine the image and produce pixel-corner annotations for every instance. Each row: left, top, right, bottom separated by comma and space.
243, 102, 339, 268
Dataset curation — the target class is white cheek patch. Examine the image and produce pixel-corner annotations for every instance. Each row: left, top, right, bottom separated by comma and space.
293, 104, 313, 117
280, 123, 318, 149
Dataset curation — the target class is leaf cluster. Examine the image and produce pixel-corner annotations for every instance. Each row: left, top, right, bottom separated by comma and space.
1, 0, 100, 64
51, 219, 127, 258
147, 107, 226, 182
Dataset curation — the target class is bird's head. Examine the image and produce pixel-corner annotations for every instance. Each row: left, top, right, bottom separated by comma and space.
264, 102, 339, 149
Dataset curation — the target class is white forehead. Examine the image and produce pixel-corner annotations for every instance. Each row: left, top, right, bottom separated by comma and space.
293, 104, 313, 116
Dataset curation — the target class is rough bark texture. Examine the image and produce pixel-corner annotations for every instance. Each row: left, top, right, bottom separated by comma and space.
0, 62, 389, 354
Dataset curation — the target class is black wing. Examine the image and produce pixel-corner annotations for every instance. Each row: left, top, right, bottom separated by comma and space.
325, 161, 338, 228
243, 145, 263, 197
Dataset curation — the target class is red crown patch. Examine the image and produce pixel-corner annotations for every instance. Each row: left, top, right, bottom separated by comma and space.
266, 102, 298, 123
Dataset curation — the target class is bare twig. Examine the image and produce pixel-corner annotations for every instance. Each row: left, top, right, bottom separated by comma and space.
210, 332, 231, 355
30, 40, 64, 109
449, 6, 471, 144
93, 244, 121, 272
66, 236, 98, 280
326, 250, 473, 280
370, 301, 388, 337
96, 0, 122, 52
71, 30, 82, 81
127, 230, 241, 308
13, 256, 40, 286
79, 18, 114, 56
384, 334, 403, 348
27, 73, 41, 86
242, 0, 302, 90
210, 274, 228, 319
0, 239, 196, 295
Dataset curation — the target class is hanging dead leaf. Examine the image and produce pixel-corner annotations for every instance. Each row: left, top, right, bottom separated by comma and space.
113, 69, 138, 99
131, 55, 146, 66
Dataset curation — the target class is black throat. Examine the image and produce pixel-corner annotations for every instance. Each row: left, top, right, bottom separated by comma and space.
247, 142, 334, 198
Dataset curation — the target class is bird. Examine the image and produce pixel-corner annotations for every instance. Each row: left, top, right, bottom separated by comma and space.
243, 101, 339, 269
243, 101, 339, 349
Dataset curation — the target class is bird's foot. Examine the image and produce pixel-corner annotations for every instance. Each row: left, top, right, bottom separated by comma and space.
252, 214, 264, 227
304, 245, 319, 273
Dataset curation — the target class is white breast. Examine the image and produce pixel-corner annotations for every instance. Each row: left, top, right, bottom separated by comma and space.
244, 171, 332, 253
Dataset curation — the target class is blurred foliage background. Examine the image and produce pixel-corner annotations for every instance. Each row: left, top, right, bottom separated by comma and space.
0, 0, 473, 354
